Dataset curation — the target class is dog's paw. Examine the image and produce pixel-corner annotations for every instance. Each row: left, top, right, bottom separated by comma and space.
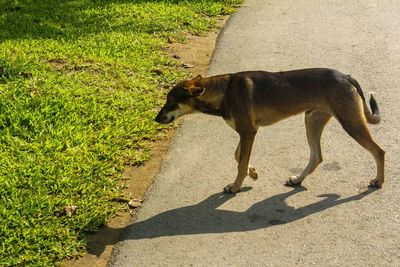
223, 183, 241, 194
369, 178, 384, 188
284, 176, 303, 187
248, 167, 258, 180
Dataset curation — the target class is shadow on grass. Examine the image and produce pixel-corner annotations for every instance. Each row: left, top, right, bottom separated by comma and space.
90, 186, 377, 257
0, 0, 234, 41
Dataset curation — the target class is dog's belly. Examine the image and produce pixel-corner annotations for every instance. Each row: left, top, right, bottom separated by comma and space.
254, 106, 301, 126
255, 114, 291, 126
224, 117, 236, 129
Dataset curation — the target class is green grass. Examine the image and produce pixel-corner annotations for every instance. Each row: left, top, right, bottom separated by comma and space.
0, 0, 241, 265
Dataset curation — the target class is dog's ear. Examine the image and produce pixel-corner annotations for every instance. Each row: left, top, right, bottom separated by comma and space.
188, 86, 205, 97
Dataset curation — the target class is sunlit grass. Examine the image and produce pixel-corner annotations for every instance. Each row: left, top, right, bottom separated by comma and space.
0, 0, 241, 265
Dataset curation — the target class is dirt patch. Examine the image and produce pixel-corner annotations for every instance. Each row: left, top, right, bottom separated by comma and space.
169, 21, 226, 77
59, 17, 228, 267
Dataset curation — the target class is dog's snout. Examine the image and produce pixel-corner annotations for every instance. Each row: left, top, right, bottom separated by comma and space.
155, 102, 181, 124
155, 109, 170, 124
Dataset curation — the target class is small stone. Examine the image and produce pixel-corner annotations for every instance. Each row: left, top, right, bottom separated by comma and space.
173, 54, 181, 59
182, 63, 194, 68
65, 205, 78, 216
128, 199, 143, 208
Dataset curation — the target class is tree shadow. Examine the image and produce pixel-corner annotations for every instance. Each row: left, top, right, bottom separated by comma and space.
1, 0, 149, 41
0, 0, 232, 41
119, 186, 376, 241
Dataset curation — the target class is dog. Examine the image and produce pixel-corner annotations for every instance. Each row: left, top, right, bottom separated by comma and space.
155, 68, 385, 193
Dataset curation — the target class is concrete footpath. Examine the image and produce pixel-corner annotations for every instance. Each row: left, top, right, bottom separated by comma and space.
109, 1, 400, 266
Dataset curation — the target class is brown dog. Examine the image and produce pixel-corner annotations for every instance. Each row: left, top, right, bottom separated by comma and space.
155, 68, 385, 193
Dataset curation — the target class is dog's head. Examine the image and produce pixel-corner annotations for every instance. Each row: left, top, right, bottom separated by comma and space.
155, 75, 205, 124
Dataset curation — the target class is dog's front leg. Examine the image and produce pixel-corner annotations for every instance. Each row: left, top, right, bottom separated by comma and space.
224, 132, 256, 193
234, 141, 258, 180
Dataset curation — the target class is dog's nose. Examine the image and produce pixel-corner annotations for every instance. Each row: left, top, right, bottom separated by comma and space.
155, 113, 168, 124
155, 117, 161, 123
155, 113, 162, 123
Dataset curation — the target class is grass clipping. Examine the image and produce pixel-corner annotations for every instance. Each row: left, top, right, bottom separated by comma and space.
0, 0, 241, 265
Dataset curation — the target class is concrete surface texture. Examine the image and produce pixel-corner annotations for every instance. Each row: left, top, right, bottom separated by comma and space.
109, 0, 400, 266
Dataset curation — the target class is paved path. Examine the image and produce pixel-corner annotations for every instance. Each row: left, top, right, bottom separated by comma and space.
109, 1, 400, 266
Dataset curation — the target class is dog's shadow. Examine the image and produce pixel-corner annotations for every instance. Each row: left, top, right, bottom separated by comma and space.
120, 186, 376, 241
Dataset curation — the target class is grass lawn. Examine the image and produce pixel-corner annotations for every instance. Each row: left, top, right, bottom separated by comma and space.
0, 0, 241, 265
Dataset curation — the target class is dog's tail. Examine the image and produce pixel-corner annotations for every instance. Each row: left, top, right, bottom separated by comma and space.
347, 76, 381, 124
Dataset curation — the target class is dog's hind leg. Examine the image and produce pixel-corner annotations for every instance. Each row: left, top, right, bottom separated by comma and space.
337, 114, 385, 187
235, 141, 258, 180
285, 111, 332, 186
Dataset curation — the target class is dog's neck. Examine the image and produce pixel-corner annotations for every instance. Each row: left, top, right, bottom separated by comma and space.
192, 75, 230, 118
